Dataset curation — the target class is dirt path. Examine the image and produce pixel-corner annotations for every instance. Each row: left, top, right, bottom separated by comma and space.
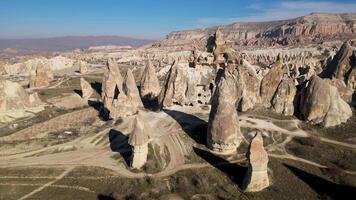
17, 166, 74, 200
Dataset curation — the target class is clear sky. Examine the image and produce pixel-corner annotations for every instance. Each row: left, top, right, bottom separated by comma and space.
0, 0, 355, 39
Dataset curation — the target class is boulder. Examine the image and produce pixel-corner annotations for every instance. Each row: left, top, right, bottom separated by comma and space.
207, 77, 242, 154
140, 60, 160, 98
300, 76, 352, 127
80, 78, 94, 100
271, 78, 296, 115
243, 132, 270, 192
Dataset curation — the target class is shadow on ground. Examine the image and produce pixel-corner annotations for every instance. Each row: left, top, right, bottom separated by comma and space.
285, 164, 356, 199
193, 147, 247, 188
163, 109, 208, 145
109, 129, 131, 166
97, 194, 115, 200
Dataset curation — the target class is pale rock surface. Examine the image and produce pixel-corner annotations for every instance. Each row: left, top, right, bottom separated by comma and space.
101, 59, 143, 119
76, 60, 88, 74
224, 61, 262, 111
243, 132, 270, 192
260, 60, 288, 107
102, 58, 124, 111
158, 60, 214, 107
207, 77, 242, 154
140, 60, 160, 98
0, 78, 44, 123
128, 112, 149, 169
300, 75, 352, 127
80, 78, 94, 100
29, 61, 53, 88
124, 69, 144, 108
271, 78, 296, 115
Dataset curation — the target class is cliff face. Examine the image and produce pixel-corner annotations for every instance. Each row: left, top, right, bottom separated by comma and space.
157, 13, 356, 49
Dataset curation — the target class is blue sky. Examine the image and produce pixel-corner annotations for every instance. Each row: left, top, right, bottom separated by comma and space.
0, 0, 355, 39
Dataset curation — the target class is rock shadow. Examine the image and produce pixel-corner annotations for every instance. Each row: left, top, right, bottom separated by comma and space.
285, 164, 356, 199
193, 147, 247, 188
97, 194, 115, 200
109, 129, 131, 166
73, 89, 83, 97
91, 81, 102, 96
142, 95, 160, 111
163, 109, 207, 145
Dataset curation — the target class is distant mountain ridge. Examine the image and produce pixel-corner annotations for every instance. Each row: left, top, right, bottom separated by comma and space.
0, 36, 154, 52
157, 12, 356, 49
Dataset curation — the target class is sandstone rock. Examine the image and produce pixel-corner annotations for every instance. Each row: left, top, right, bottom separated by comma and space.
243, 132, 270, 192
0, 62, 6, 75
0, 78, 45, 123
271, 78, 296, 115
102, 59, 143, 119
158, 60, 187, 107
224, 61, 261, 111
212, 29, 235, 64
158, 13, 356, 49
80, 78, 94, 100
128, 112, 149, 169
102, 58, 124, 111
140, 60, 160, 98
29, 61, 53, 88
29, 92, 44, 107
76, 60, 88, 74
207, 77, 242, 154
323, 41, 354, 81
158, 60, 214, 107
124, 69, 143, 108
300, 76, 352, 127
260, 60, 288, 107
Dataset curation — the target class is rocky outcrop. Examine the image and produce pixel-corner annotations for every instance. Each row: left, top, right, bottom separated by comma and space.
159, 61, 187, 107
158, 60, 214, 107
0, 62, 6, 75
211, 29, 235, 64
0, 78, 44, 123
271, 78, 296, 115
300, 76, 352, 127
224, 60, 262, 111
243, 132, 270, 192
207, 77, 242, 154
76, 60, 88, 74
102, 59, 143, 119
158, 13, 356, 50
80, 78, 94, 100
322, 41, 354, 81
260, 60, 288, 107
128, 112, 149, 169
102, 58, 124, 112
124, 69, 144, 108
321, 41, 355, 102
28, 61, 53, 88
140, 60, 160, 98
